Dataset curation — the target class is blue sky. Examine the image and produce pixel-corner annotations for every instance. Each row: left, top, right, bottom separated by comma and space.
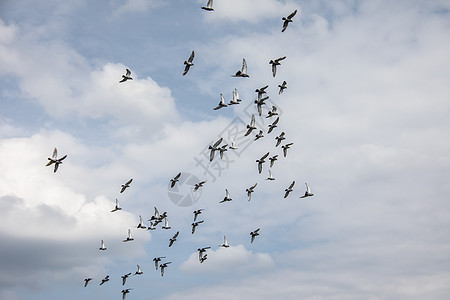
1, 0, 450, 299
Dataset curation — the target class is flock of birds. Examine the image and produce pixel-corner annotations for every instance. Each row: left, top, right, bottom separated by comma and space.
45, 2, 311, 299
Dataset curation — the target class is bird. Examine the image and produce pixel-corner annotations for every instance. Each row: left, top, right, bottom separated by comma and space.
149, 206, 160, 221
193, 209, 204, 222
228, 89, 241, 105
266, 105, 278, 118
255, 85, 268, 97
83, 278, 92, 287
147, 221, 156, 230
123, 229, 134, 242
269, 155, 278, 167
169, 231, 179, 247
229, 139, 238, 150
45, 148, 67, 173
170, 172, 181, 188
153, 256, 166, 270
200, 254, 208, 263
250, 228, 260, 243
191, 220, 204, 234
219, 189, 232, 203
231, 58, 249, 77
213, 93, 228, 110
244, 115, 257, 136
182, 50, 195, 75
193, 180, 207, 192
282, 9, 297, 32
269, 56, 286, 77
162, 217, 171, 229
119, 68, 132, 83
121, 288, 133, 300
275, 132, 286, 147
284, 181, 295, 198
254, 130, 264, 141
198, 246, 211, 261
121, 273, 131, 285
299, 183, 314, 198
256, 152, 270, 174
136, 215, 146, 229
201, 0, 214, 11
111, 198, 122, 212
120, 178, 132, 193
208, 137, 223, 161
267, 117, 279, 134
246, 183, 257, 201
254, 95, 269, 116
160, 262, 172, 277
99, 239, 107, 251
266, 169, 275, 181
220, 235, 230, 247
134, 264, 143, 275
99, 275, 109, 286
282, 142, 293, 157
278, 81, 287, 94
219, 144, 228, 159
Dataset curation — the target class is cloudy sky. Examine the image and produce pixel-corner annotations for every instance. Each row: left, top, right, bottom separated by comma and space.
1, 0, 450, 299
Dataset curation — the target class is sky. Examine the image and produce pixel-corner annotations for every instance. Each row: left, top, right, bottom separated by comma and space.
1, 0, 450, 299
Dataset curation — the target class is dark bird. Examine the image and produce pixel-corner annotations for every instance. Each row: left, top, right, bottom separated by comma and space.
269, 155, 278, 168
266, 105, 278, 118
99, 275, 109, 286
244, 115, 257, 136
209, 137, 223, 161
213, 93, 228, 110
121, 288, 133, 300
246, 183, 257, 201
282, 9, 297, 32
231, 58, 249, 77
198, 246, 211, 261
250, 228, 260, 243
282, 142, 293, 157
255, 95, 269, 116
45, 147, 67, 173
220, 235, 230, 247
169, 231, 179, 247
275, 132, 286, 147
219, 189, 232, 203
200, 254, 208, 263
284, 181, 295, 198
191, 220, 204, 234
84, 278, 92, 287
254, 130, 264, 141
300, 183, 314, 198
121, 273, 131, 286
269, 56, 286, 77
153, 256, 165, 270
255, 85, 268, 98
219, 144, 228, 159
123, 229, 134, 242
170, 172, 181, 188
160, 262, 172, 277
256, 152, 270, 174
193, 209, 204, 222
134, 264, 143, 275
147, 221, 156, 230
201, 0, 214, 11
193, 180, 207, 192
111, 198, 122, 212
278, 81, 287, 94
120, 178, 132, 193
183, 50, 195, 75
119, 68, 132, 83
99, 239, 107, 251
267, 117, 279, 134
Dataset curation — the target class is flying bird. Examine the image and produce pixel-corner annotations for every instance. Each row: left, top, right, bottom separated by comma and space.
84, 278, 92, 287
162, 217, 171, 229
275, 132, 286, 147
209, 137, 223, 161
278, 81, 287, 94
134, 264, 143, 275
218, 144, 228, 159
282, 142, 293, 157
266, 105, 278, 118
120, 178, 133, 193
229, 139, 238, 150
268, 117, 279, 134
147, 221, 156, 230
170, 172, 181, 188
269, 56, 286, 77
299, 183, 314, 198
193, 180, 207, 192
269, 155, 278, 168
111, 198, 122, 212
266, 169, 275, 181
169, 231, 179, 247
198, 246, 211, 261
99, 239, 107, 251
213, 93, 228, 110
160, 262, 172, 277
250, 228, 260, 243
182, 50, 195, 75
121, 273, 131, 286
255, 95, 269, 116
255, 85, 268, 97
220, 235, 230, 247
282, 9, 297, 32
121, 288, 133, 300
254, 130, 264, 141
200, 254, 208, 263
219, 189, 232, 203
246, 183, 257, 201
45, 148, 67, 173
153, 256, 166, 270
284, 181, 296, 198
231, 58, 249, 77
136, 215, 147, 229
191, 220, 204, 234
244, 115, 257, 136
229, 88, 241, 105
201, 0, 214, 11
99, 275, 109, 286
123, 229, 134, 242
193, 209, 204, 222
256, 152, 270, 174
149, 206, 160, 221
119, 68, 132, 83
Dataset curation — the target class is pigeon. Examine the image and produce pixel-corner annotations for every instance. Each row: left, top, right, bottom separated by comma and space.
254, 130, 264, 141
193, 209, 204, 222
266, 105, 278, 118
220, 235, 230, 247
275, 132, 286, 147
255, 95, 269, 116
269, 155, 278, 168
119, 68, 132, 83
182, 50, 195, 75
120, 179, 133, 193
170, 172, 181, 188
191, 220, 204, 234
299, 183, 314, 198
99, 239, 107, 251
282, 9, 297, 32
229, 139, 238, 150
269, 56, 286, 77
111, 198, 122, 212
193, 180, 207, 192
121, 288, 133, 300
99, 275, 109, 286
266, 169, 275, 181
160, 262, 172, 277
256, 152, 270, 174
250, 228, 260, 243
147, 221, 156, 230
136, 215, 146, 229
84, 278, 92, 287
169, 231, 179, 247
123, 229, 134, 242
219, 189, 232, 203
153, 256, 166, 270
198, 247, 211, 261
45, 148, 67, 173
231, 58, 249, 77
267, 117, 279, 133
213, 93, 228, 110
134, 264, 143, 275
219, 144, 228, 159
246, 183, 257, 201
121, 273, 131, 286
244, 115, 257, 136
284, 181, 296, 198
200, 254, 208, 263
278, 81, 287, 94
162, 217, 171, 229
282, 142, 293, 157
209, 137, 223, 161
229, 89, 241, 105
201, 0, 214, 11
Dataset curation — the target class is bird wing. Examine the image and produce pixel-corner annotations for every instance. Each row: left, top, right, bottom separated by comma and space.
290, 181, 296, 189
126, 178, 133, 185
272, 64, 277, 77
173, 231, 179, 239
188, 50, 195, 62
207, 0, 213, 7
272, 117, 280, 126
242, 58, 247, 73
212, 137, 223, 148
225, 189, 230, 198
174, 172, 181, 180
276, 56, 287, 62
126, 68, 131, 76
305, 183, 311, 193
288, 9, 297, 19
52, 148, 58, 159
261, 152, 270, 160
